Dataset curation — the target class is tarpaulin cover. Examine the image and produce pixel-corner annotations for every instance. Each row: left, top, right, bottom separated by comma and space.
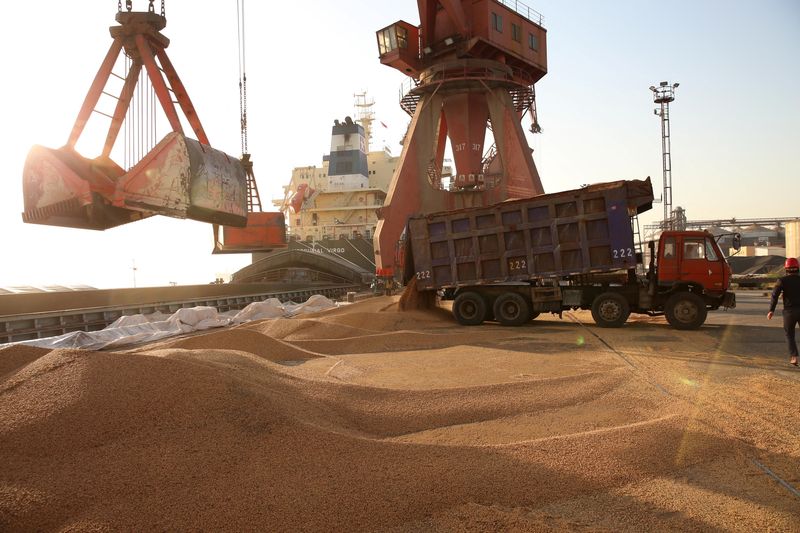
16, 296, 338, 350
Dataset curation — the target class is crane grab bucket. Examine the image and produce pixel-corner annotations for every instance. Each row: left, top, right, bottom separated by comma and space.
19, 7, 289, 256
21, 10, 249, 230
22, 132, 249, 229
22, 144, 141, 230
116, 132, 248, 227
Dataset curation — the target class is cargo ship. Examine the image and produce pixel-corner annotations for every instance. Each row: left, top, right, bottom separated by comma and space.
232, 94, 438, 285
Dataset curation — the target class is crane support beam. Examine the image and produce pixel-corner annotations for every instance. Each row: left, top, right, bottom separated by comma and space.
155, 48, 210, 146
103, 60, 143, 158
135, 34, 183, 135
67, 40, 124, 149
438, 0, 470, 36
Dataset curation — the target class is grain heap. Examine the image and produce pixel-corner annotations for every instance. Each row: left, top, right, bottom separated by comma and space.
1, 296, 798, 531
398, 276, 437, 311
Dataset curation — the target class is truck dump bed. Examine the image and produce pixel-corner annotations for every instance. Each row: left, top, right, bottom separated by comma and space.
405, 178, 654, 290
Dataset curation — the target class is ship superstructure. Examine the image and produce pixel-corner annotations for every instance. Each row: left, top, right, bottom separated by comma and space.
278, 95, 400, 243
245, 94, 451, 281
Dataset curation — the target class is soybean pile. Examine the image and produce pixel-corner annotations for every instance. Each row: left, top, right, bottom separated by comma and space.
1, 296, 798, 531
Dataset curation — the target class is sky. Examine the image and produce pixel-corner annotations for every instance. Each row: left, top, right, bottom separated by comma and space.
1, 0, 798, 289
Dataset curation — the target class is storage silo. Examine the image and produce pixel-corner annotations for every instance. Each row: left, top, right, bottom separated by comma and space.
787, 220, 800, 260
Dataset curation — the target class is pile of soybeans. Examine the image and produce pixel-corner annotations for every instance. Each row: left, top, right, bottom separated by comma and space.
1, 296, 798, 531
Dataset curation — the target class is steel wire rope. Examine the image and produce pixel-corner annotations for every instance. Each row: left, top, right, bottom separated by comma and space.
138, 68, 143, 163
152, 77, 156, 153
124, 54, 129, 168
236, 0, 248, 155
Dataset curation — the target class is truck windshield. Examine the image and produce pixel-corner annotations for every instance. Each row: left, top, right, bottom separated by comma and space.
705, 238, 719, 261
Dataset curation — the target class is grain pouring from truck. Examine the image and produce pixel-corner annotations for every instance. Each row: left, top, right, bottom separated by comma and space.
401, 178, 737, 329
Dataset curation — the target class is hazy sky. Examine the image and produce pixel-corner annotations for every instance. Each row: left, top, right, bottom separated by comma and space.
1, 0, 797, 289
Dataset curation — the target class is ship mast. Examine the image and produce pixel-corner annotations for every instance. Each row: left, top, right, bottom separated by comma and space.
354, 92, 375, 153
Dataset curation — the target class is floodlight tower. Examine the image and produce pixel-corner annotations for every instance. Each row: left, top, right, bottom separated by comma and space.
650, 81, 679, 230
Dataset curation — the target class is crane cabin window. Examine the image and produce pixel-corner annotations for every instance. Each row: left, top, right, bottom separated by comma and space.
378, 25, 407, 55
396, 26, 408, 49
512, 23, 521, 42
529, 33, 539, 51
492, 12, 503, 32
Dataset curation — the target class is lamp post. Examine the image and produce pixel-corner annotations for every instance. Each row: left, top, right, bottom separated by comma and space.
650, 81, 679, 230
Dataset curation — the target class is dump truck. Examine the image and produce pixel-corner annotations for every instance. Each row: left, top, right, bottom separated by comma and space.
401, 177, 737, 329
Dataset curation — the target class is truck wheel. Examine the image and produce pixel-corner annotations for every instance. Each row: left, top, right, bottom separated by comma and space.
453, 292, 488, 326
591, 292, 630, 328
493, 293, 530, 327
665, 292, 707, 330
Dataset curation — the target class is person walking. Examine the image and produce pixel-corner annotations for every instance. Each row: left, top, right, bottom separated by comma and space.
768, 257, 800, 366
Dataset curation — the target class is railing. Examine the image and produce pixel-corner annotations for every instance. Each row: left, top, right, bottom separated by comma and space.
495, 0, 545, 26
398, 65, 535, 116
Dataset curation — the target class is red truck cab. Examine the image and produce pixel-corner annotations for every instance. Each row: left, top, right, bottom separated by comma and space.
656, 231, 732, 295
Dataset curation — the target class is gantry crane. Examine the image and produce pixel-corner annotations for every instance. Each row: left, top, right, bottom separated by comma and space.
373, 0, 548, 280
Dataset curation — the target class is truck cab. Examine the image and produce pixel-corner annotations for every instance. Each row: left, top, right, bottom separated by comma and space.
646, 230, 736, 329
656, 231, 732, 295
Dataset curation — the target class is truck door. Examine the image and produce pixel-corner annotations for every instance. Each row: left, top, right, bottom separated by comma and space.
703, 237, 726, 293
657, 235, 679, 284
679, 236, 723, 291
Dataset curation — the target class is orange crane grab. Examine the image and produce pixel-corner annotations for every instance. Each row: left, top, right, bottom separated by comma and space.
22, 1, 285, 254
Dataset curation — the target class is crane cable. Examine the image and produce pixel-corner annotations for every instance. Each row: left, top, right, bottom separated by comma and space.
237, 0, 248, 156
236, 0, 263, 212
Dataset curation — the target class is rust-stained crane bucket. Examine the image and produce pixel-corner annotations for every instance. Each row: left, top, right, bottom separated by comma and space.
22, 132, 249, 230
212, 212, 288, 254
22, 145, 149, 230
116, 132, 248, 227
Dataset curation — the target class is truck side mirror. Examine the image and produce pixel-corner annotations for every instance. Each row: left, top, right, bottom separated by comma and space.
732, 233, 742, 251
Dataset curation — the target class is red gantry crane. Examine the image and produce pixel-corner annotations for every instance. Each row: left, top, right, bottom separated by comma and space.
22, 0, 285, 254
374, 0, 548, 281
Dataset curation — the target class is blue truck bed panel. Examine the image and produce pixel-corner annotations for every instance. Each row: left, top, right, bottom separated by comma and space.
405, 178, 654, 290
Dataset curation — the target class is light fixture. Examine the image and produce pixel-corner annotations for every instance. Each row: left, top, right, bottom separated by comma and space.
423, 46, 432, 54
673, 82, 680, 88
649, 85, 656, 91
444, 37, 454, 45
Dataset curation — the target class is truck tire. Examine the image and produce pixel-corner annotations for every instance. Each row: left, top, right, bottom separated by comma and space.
665, 292, 707, 330
453, 291, 488, 326
493, 292, 531, 327
591, 292, 630, 328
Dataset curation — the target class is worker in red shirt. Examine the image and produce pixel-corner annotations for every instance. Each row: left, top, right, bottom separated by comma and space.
768, 257, 800, 366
